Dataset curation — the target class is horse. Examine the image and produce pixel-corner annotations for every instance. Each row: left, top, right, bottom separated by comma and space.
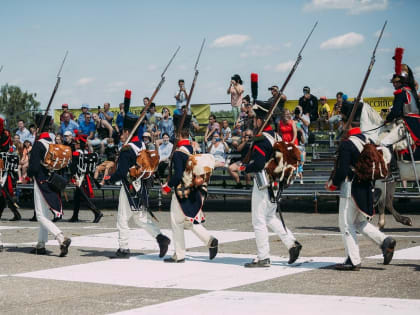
359, 103, 414, 229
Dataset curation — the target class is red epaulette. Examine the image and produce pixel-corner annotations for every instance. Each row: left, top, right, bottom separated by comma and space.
394, 89, 403, 95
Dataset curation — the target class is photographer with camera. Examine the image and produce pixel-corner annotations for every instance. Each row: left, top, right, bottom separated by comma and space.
98, 102, 114, 125
207, 132, 229, 168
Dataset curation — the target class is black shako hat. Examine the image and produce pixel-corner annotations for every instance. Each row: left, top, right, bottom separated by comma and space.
340, 101, 363, 123
252, 100, 271, 120
35, 113, 52, 132
173, 113, 191, 132
123, 113, 140, 132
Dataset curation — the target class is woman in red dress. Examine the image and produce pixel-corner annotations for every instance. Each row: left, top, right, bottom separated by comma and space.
278, 109, 298, 145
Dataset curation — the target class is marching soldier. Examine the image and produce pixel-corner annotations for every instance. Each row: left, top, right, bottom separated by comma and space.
69, 132, 103, 223
0, 117, 21, 221
326, 102, 396, 270
28, 114, 71, 257
161, 114, 218, 263
106, 114, 170, 259
240, 102, 302, 267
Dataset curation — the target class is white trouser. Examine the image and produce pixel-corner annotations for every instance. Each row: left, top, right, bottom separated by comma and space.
170, 193, 212, 260
251, 180, 296, 260
338, 182, 386, 265
380, 121, 405, 147
117, 186, 161, 250
34, 181, 64, 248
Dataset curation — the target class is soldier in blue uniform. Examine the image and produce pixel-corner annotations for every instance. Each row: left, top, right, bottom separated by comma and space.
241, 102, 302, 267
161, 114, 218, 263
28, 115, 71, 257
326, 102, 396, 270
107, 115, 170, 259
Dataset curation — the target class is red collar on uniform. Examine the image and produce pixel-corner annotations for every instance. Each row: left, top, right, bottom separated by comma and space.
131, 136, 140, 142
177, 139, 190, 147
263, 125, 273, 132
39, 132, 50, 139
347, 127, 361, 136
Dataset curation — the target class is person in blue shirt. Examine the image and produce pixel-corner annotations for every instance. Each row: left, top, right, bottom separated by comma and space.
60, 112, 79, 136
78, 104, 91, 125
99, 102, 114, 125
115, 103, 125, 135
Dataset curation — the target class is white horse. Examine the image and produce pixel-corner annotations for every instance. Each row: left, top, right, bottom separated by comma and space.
360, 103, 415, 229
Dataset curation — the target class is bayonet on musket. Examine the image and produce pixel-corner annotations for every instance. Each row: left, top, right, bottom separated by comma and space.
243, 22, 318, 163
124, 46, 180, 145
342, 21, 387, 136
38, 51, 68, 135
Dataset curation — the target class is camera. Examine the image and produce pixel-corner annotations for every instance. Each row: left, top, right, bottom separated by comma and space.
294, 107, 301, 116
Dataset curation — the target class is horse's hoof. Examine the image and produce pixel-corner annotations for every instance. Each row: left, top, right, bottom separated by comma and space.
402, 217, 413, 226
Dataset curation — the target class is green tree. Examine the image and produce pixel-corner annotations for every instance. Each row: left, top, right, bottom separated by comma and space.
0, 84, 40, 130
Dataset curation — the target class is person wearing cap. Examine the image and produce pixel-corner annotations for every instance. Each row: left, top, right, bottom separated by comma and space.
325, 101, 396, 270
60, 112, 79, 137
77, 104, 91, 125
60, 104, 74, 122
267, 85, 287, 127
317, 96, 331, 130
161, 115, 219, 263
106, 114, 170, 259
299, 86, 319, 124
28, 114, 71, 257
240, 101, 302, 268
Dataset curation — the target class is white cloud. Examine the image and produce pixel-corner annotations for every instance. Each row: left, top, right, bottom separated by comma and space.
76, 77, 95, 86
211, 34, 251, 48
274, 60, 294, 73
240, 44, 281, 58
320, 32, 364, 49
367, 86, 393, 96
303, 0, 388, 15
107, 81, 126, 88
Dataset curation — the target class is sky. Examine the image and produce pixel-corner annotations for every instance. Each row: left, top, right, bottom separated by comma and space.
1, 0, 419, 113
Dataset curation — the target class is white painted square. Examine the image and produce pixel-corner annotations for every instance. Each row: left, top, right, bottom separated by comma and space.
112, 291, 420, 315
368, 245, 420, 260
15, 252, 339, 291
44, 229, 256, 251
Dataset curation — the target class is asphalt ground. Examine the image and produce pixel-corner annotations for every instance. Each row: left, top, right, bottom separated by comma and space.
0, 199, 419, 315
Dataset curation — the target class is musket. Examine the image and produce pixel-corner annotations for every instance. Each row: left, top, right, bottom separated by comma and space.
0, 65, 3, 73
341, 21, 387, 138
124, 46, 180, 145
176, 39, 205, 143
243, 21, 318, 163
38, 51, 68, 135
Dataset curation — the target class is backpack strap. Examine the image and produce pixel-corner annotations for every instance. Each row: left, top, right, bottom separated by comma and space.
176, 146, 192, 156
349, 136, 367, 153
128, 142, 144, 156
262, 132, 276, 146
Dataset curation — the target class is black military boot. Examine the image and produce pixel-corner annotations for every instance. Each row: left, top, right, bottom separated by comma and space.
381, 237, 396, 265
9, 206, 21, 221
288, 241, 302, 264
29, 211, 37, 222
156, 234, 170, 258
69, 209, 79, 222
209, 237, 218, 260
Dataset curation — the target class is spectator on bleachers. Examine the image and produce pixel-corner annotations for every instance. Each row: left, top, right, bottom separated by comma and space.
204, 114, 220, 143
238, 95, 251, 125
143, 97, 150, 106
55, 134, 63, 144
227, 74, 244, 123
94, 137, 118, 186
231, 121, 242, 149
63, 131, 74, 149
317, 96, 331, 130
27, 124, 36, 144
207, 132, 229, 168
17, 140, 31, 184
11, 134, 20, 153
78, 104, 91, 125
115, 103, 125, 135
174, 79, 189, 115
268, 85, 287, 126
99, 102, 114, 125
221, 119, 232, 144
79, 113, 97, 153
60, 104, 74, 122
179, 105, 200, 141
295, 122, 306, 185
92, 113, 113, 154
278, 109, 298, 145
146, 103, 161, 139
16, 120, 30, 143
157, 107, 174, 141
156, 132, 173, 178
228, 129, 253, 188
293, 105, 310, 140
299, 86, 319, 124
329, 91, 343, 131
60, 112, 79, 136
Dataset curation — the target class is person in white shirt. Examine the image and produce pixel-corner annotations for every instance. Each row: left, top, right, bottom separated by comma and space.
174, 79, 189, 115
156, 133, 174, 178
16, 120, 30, 143
207, 132, 229, 168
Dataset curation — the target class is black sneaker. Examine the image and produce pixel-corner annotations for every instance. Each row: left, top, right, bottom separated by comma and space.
288, 241, 302, 264
209, 238, 218, 260
30, 247, 47, 255
29, 215, 38, 222
244, 258, 271, 268
93, 212, 103, 223
111, 248, 130, 259
156, 234, 171, 258
381, 237, 396, 265
334, 262, 361, 271
59, 238, 71, 257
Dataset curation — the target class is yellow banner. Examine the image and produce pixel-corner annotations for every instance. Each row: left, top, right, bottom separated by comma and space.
54, 104, 211, 127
